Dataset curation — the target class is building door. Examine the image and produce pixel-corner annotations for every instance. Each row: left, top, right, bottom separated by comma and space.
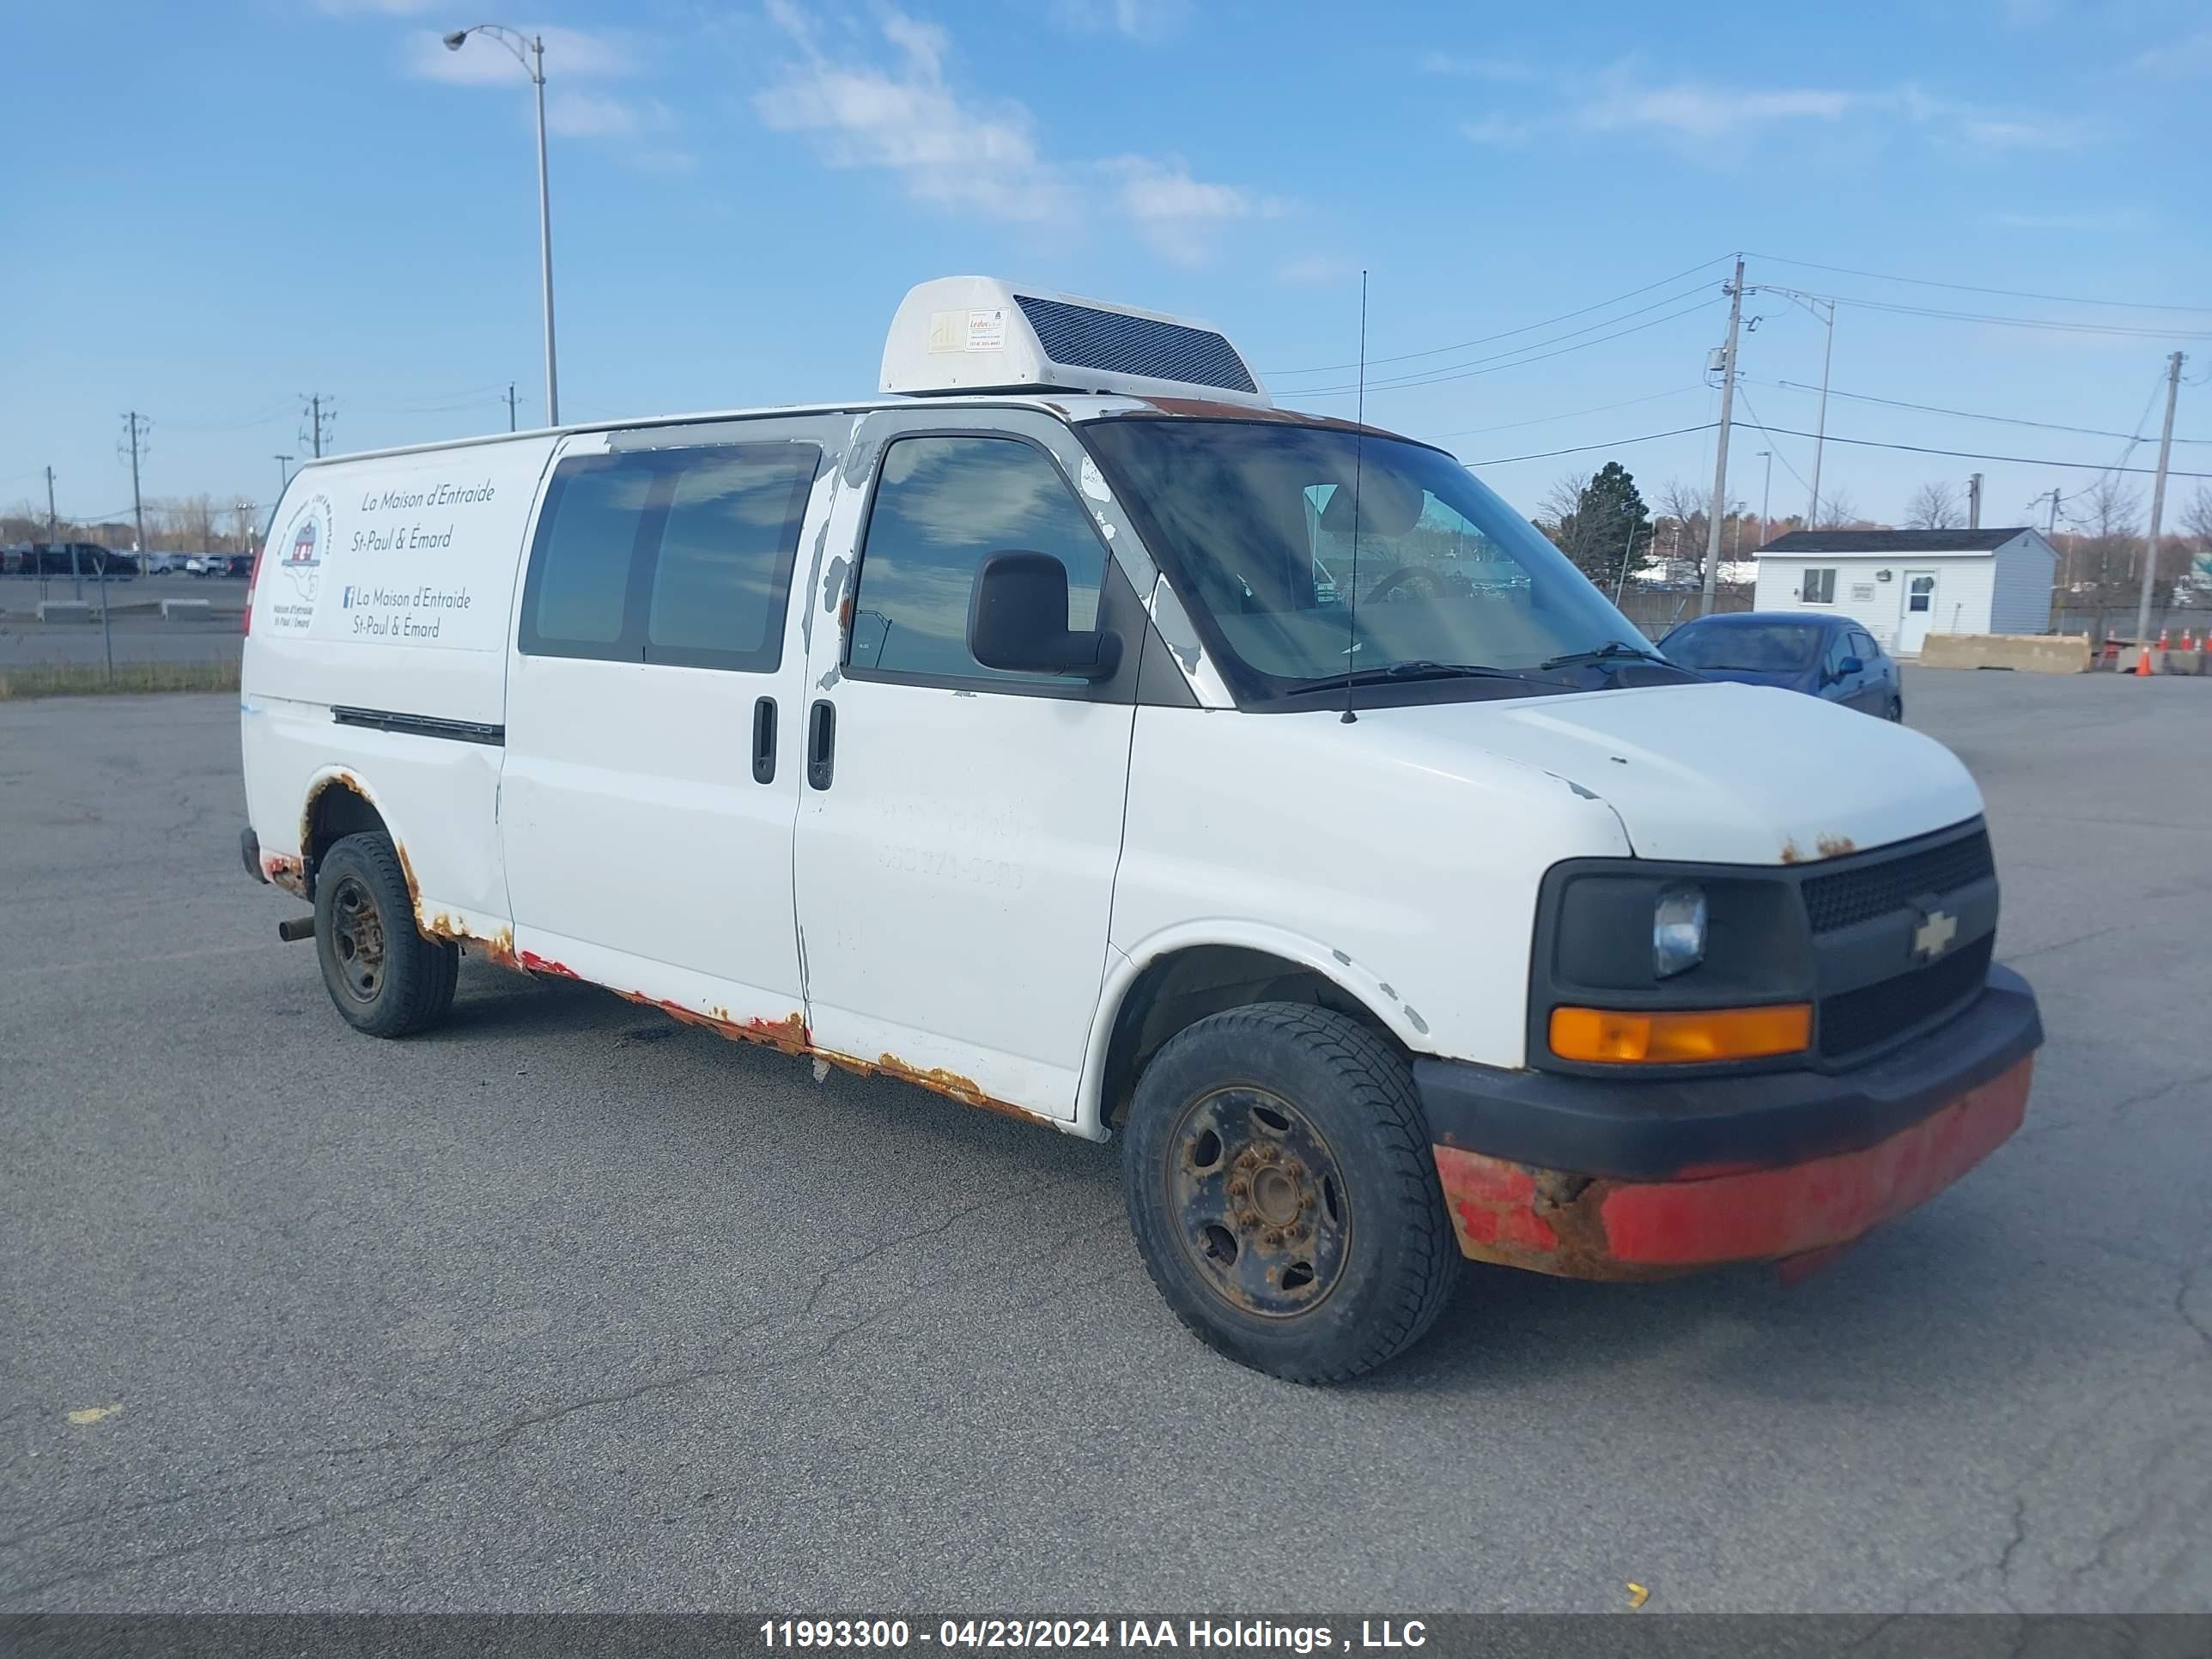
1898, 568, 1939, 654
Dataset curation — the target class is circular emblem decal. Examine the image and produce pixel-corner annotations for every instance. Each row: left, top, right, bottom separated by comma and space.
275, 493, 333, 611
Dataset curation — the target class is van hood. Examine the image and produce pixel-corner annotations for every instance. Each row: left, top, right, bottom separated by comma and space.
1363, 680, 1983, 866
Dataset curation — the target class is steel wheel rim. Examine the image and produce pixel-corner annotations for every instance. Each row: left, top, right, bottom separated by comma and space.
328, 874, 387, 1005
1164, 1085, 1351, 1319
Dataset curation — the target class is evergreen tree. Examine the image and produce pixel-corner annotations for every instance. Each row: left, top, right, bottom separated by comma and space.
1552, 462, 1654, 591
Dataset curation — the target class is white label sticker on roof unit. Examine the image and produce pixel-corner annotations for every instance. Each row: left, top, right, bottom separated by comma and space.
966, 308, 1006, 350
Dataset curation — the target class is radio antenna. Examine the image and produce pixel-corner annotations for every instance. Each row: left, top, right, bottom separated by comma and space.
1341, 268, 1369, 726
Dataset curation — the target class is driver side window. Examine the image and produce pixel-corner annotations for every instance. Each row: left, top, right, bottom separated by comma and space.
849, 434, 1104, 685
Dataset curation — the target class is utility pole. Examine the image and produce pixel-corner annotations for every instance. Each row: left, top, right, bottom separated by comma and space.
1967, 472, 1983, 531
120, 410, 149, 568
1701, 256, 1745, 616
275, 454, 294, 497
45, 466, 58, 538
506, 382, 520, 432
2135, 351, 2185, 651
1755, 450, 1772, 549
301, 395, 332, 459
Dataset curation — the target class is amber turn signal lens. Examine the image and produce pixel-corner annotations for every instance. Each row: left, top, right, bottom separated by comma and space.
1549, 1002, 1813, 1064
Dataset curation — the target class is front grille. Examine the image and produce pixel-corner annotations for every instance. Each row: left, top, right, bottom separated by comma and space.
1801, 828, 1994, 934
1818, 933, 1994, 1060
1014, 295, 1258, 394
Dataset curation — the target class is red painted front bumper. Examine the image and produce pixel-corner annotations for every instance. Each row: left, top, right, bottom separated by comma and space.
1431, 1054, 2033, 1279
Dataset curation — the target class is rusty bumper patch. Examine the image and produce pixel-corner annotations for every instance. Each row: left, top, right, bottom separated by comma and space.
1432, 1055, 2033, 1280
262, 853, 307, 896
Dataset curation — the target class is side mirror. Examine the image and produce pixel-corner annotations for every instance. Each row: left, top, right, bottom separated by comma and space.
1839, 655, 1864, 677
967, 550, 1123, 682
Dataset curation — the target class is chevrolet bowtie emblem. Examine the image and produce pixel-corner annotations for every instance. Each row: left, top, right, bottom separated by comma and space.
1913, 908, 1959, 960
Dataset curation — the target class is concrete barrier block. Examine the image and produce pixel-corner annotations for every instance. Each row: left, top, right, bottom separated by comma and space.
1917, 633, 2091, 674
35, 601, 94, 624
160, 599, 213, 621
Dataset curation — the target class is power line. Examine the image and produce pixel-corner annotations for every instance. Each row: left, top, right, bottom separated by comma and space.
1758, 379, 2211, 445
1296, 295, 1723, 398
1460, 422, 1721, 467
1744, 252, 2212, 317
1266, 252, 1734, 376
1814, 293, 2212, 340
1752, 423, 2212, 480
1425, 385, 1705, 442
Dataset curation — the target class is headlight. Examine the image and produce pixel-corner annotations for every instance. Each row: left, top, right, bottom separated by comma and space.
1653, 884, 1706, 978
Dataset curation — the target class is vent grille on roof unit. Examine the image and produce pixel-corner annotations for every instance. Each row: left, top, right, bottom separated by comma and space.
1012, 295, 1257, 395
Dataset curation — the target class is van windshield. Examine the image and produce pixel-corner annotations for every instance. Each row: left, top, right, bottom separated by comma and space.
1080, 418, 1652, 705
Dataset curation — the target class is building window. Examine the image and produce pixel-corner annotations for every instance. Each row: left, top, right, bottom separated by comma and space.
1802, 568, 1837, 605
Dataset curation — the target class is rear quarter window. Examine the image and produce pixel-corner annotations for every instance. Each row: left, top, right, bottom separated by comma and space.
519, 443, 819, 669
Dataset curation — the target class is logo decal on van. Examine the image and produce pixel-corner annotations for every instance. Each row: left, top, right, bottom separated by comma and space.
266, 493, 334, 632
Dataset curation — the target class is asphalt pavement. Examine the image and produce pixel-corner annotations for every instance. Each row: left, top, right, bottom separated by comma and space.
2, 672, 2206, 1613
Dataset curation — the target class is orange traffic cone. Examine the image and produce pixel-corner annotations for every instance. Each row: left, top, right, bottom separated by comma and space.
2136, 644, 2157, 676
2158, 626, 2171, 649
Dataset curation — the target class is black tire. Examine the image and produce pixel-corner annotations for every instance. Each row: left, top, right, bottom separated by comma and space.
1121, 1002, 1459, 1382
313, 831, 458, 1037
1887, 696, 1905, 722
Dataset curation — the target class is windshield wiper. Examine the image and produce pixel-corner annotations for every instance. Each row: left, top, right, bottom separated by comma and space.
1298, 659, 1536, 690
1537, 640, 1679, 673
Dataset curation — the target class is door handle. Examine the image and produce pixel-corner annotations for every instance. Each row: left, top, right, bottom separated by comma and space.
752, 696, 776, 785
806, 699, 836, 791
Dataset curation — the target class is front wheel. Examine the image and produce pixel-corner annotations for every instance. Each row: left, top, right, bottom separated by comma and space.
1886, 696, 1905, 722
313, 831, 458, 1037
1121, 1003, 1459, 1382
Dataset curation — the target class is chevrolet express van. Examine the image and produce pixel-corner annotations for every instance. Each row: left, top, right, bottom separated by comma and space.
239, 277, 2041, 1380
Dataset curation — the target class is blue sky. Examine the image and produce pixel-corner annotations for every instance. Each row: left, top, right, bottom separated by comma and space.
5, 0, 2209, 536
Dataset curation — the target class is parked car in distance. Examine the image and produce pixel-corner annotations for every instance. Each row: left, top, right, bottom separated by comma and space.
1661, 611, 1903, 720
11, 541, 134, 579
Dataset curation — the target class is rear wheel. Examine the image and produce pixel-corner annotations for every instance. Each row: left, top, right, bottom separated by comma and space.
1887, 696, 1905, 722
313, 831, 457, 1037
1121, 1003, 1458, 1382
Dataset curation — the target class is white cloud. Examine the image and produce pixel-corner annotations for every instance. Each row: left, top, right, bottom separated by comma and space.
1458, 62, 2102, 155
546, 92, 678, 140
1985, 206, 2147, 231
405, 24, 640, 86
1275, 254, 1351, 287
1049, 0, 1191, 43
1576, 73, 1857, 138
1420, 52, 1536, 82
1461, 113, 1537, 147
755, 7, 1279, 258
755, 9, 1071, 222
1106, 156, 1285, 263
2129, 27, 2212, 77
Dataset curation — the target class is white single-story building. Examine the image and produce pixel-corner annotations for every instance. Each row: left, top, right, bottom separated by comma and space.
1753, 527, 2059, 656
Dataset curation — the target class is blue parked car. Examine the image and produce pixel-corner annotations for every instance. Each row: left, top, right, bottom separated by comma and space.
1659, 611, 1904, 721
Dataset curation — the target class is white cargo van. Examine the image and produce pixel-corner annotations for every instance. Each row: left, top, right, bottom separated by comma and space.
240, 276, 2040, 1379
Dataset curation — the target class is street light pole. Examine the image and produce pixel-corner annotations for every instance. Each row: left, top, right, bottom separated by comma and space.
447, 24, 559, 426
274, 454, 294, 497
1756, 449, 1772, 548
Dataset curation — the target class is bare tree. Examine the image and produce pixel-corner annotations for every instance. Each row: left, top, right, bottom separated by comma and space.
2183, 485, 2212, 556
1905, 481, 1963, 530
1651, 477, 1711, 584
2064, 476, 2144, 605
1814, 488, 1864, 530
1535, 471, 1590, 543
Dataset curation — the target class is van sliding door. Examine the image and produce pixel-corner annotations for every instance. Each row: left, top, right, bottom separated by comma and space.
499, 420, 838, 1027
